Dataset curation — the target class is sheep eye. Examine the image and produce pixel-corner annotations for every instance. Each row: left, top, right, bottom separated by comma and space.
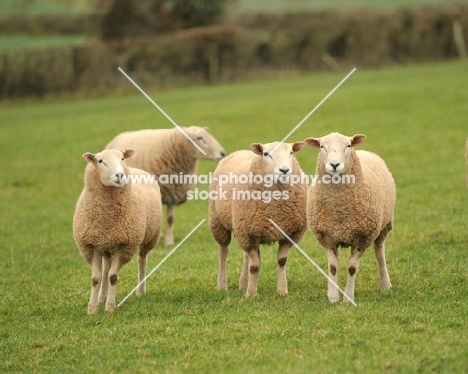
263, 152, 269, 157
320, 146, 325, 150
98, 159, 103, 163
196, 136, 204, 141
121, 157, 124, 161
346, 145, 351, 148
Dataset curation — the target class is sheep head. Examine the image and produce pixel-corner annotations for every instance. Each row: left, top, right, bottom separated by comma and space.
304, 132, 365, 175
184, 126, 225, 161
250, 141, 305, 179
82, 149, 135, 187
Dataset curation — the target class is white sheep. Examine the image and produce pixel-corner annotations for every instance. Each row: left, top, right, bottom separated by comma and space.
106, 126, 225, 245
73, 149, 162, 314
305, 132, 396, 303
209, 141, 308, 297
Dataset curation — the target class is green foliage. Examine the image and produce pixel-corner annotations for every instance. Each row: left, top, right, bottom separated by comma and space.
0, 61, 468, 372
2, 5, 468, 99
101, 0, 231, 40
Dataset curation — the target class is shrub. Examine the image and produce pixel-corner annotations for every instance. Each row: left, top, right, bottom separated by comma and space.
101, 0, 232, 40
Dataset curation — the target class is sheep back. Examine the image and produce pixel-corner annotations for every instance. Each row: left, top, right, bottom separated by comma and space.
106, 129, 197, 206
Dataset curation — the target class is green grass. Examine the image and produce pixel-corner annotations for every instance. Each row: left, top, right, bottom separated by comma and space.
0, 34, 91, 51
1, 60, 468, 373
0, 0, 92, 15
235, 0, 468, 12
1, 0, 467, 15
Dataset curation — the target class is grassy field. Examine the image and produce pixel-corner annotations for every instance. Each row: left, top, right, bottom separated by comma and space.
0, 0, 92, 14
235, 0, 468, 12
2, 0, 468, 14
1, 60, 467, 373
0, 34, 90, 51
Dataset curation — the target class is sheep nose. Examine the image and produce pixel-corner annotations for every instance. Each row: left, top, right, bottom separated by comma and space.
279, 167, 290, 174
220, 151, 226, 158
330, 162, 340, 171
115, 172, 124, 182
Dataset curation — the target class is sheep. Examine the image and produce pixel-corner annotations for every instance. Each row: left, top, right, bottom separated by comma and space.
73, 148, 162, 314
304, 132, 396, 303
209, 141, 308, 297
106, 126, 225, 245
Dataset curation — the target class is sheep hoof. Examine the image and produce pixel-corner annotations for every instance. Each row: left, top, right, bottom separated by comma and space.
277, 288, 288, 295
328, 295, 339, 303
105, 302, 116, 312
381, 282, 392, 291
217, 284, 228, 291
87, 303, 99, 315
164, 238, 174, 246
245, 291, 258, 298
343, 297, 354, 303
136, 285, 146, 296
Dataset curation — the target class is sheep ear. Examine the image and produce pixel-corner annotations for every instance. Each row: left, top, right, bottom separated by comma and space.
350, 134, 366, 147
185, 127, 201, 138
304, 137, 321, 148
83, 152, 95, 163
203, 126, 210, 131
291, 141, 305, 153
250, 143, 263, 155
123, 148, 135, 158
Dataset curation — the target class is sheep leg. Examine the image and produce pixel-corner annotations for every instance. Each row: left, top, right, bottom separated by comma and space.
164, 204, 176, 245
374, 229, 392, 291
217, 245, 229, 290
98, 253, 111, 303
137, 236, 159, 296
88, 250, 102, 315
239, 251, 249, 290
106, 251, 131, 312
325, 247, 340, 303
246, 247, 261, 297
277, 241, 291, 295
210, 209, 231, 290
344, 247, 365, 303
136, 253, 147, 296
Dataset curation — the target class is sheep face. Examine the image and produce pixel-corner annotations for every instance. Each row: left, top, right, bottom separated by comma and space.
250, 141, 305, 178
185, 126, 225, 161
305, 133, 365, 175
82, 149, 135, 187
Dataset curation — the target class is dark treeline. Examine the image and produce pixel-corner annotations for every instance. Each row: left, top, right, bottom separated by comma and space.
0, 3, 467, 99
